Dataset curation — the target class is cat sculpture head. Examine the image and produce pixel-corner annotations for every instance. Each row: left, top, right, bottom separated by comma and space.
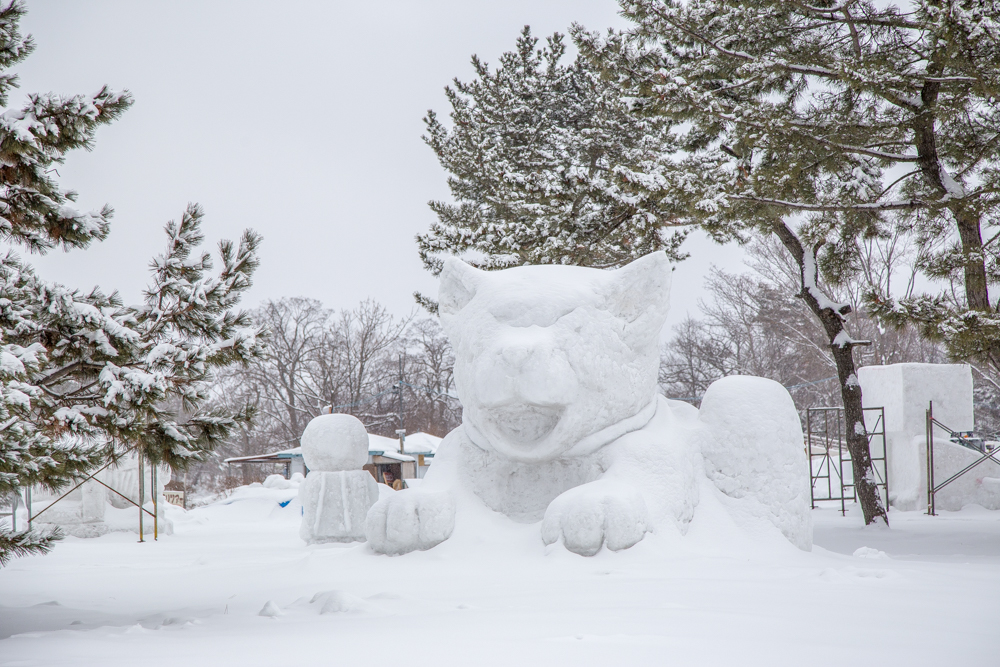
438, 252, 671, 462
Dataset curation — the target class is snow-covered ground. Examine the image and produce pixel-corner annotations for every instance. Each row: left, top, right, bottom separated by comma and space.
1, 485, 997, 666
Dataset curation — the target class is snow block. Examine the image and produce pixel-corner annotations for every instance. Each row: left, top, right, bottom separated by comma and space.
699, 375, 812, 550
300, 413, 369, 472
856, 363, 993, 510
299, 470, 378, 544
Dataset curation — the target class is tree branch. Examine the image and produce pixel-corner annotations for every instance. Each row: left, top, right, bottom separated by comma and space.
732, 195, 927, 211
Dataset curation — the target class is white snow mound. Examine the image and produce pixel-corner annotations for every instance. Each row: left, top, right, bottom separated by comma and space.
699, 375, 813, 550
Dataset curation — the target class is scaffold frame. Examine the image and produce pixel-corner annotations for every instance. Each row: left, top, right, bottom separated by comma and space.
808, 406, 888, 514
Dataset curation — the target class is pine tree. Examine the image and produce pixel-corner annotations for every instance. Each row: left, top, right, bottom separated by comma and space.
608, 1, 1000, 366
0, 1, 265, 563
417, 26, 690, 294
578, 0, 1000, 524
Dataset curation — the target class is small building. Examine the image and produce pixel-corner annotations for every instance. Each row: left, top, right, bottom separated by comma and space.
400, 432, 443, 477
224, 447, 307, 479
364, 441, 416, 486
367, 432, 442, 480
224, 431, 444, 486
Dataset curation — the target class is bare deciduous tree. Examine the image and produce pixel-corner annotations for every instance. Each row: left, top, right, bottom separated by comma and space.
189, 299, 462, 496
662, 239, 944, 414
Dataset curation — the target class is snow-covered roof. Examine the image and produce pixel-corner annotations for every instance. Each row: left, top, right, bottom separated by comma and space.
367, 433, 402, 453
367, 432, 442, 456
224, 448, 301, 464
401, 432, 443, 455
372, 450, 416, 463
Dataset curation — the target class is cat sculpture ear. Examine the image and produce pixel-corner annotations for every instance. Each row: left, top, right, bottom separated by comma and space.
438, 257, 486, 319
603, 252, 672, 341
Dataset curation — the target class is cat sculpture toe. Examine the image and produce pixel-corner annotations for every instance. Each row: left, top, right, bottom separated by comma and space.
541, 479, 649, 556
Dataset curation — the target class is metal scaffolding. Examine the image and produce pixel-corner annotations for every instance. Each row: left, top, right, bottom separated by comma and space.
808, 406, 888, 514
926, 401, 1000, 516
4, 446, 159, 541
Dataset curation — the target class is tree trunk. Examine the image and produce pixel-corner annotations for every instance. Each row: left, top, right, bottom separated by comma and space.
913, 76, 993, 314
952, 206, 991, 311
772, 220, 889, 526
829, 340, 888, 526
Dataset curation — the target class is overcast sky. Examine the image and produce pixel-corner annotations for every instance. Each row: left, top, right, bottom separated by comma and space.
13, 0, 745, 330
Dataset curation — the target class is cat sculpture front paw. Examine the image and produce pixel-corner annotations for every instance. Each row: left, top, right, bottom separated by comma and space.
541, 481, 649, 556
365, 489, 455, 556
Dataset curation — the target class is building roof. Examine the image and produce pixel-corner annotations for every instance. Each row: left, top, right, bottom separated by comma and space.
224, 448, 301, 464
401, 431, 443, 455
372, 451, 416, 463
368, 432, 442, 456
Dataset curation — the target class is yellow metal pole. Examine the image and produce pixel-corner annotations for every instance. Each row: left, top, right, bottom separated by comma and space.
137, 448, 144, 543
152, 462, 158, 541
926, 402, 936, 516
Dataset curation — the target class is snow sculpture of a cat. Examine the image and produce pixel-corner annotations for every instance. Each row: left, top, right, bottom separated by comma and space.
365, 252, 811, 556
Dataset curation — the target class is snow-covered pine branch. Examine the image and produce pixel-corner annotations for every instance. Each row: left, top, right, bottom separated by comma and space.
588, 0, 1000, 380
417, 26, 691, 276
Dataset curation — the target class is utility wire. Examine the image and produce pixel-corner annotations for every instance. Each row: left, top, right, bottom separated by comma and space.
325, 381, 460, 412
399, 381, 460, 401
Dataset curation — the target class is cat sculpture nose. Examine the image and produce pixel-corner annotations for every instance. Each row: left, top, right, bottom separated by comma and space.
501, 345, 531, 368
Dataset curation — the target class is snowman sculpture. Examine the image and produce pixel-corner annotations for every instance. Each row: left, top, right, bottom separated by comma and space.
298, 414, 378, 544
